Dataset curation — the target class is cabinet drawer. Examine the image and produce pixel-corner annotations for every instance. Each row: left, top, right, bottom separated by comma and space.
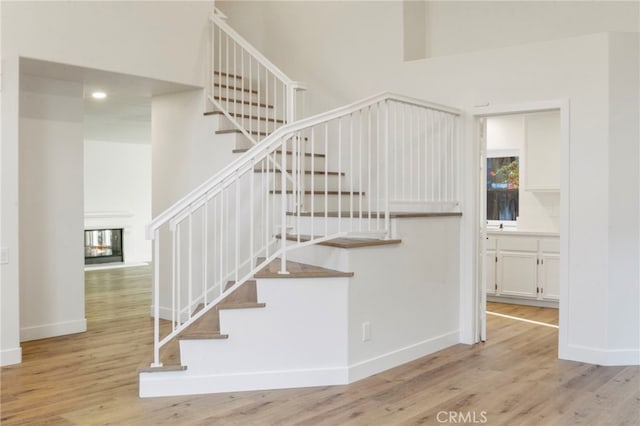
498, 236, 538, 252
540, 238, 560, 253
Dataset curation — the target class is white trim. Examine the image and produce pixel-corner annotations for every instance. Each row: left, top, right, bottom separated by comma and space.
20, 319, 87, 342
0, 347, 22, 366
84, 211, 134, 219
140, 366, 349, 398
348, 330, 460, 383
139, 331, 461, 397
471, 98, 570, 360
562, 344, 640, 366
487, 295, 559, 309
472, 99, 568, 117
84, 261, 148, 271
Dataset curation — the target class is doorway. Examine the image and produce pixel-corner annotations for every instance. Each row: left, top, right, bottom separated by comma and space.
474, 100, 569, 349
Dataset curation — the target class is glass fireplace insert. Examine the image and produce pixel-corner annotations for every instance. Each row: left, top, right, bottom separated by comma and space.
84, 228, 123, 265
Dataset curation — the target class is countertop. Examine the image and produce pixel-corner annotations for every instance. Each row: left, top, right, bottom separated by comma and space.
486, 228, 559, 237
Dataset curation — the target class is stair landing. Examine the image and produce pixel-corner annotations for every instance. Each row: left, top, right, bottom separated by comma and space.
255, 258, 353, 279
280, 234, 402, 249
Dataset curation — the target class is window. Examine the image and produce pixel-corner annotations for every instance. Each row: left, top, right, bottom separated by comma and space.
487, 154, 519, 224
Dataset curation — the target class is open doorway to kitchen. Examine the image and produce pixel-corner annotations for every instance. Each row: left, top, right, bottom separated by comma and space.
475, 100, 569, 353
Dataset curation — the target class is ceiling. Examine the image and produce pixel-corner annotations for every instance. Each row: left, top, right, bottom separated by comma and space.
20, 58, 199, 144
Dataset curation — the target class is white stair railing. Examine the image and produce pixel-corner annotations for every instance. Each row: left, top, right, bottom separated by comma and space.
147, 92, 460, 368
210, 8, 306, 146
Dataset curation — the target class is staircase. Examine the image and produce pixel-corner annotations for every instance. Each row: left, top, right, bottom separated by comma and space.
139, 8, 462, 398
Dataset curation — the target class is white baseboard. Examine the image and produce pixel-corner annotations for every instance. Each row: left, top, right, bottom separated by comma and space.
487, 295, 559, 309
20, 319, 87, 342
140, 366, 349, 398
139, 331, 461, 397
348, 330, 460, 383
0, 346, 22, 366
561, 343, 640, 366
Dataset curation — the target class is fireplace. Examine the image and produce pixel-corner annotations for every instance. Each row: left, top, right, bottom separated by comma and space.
84, 228, 124, 265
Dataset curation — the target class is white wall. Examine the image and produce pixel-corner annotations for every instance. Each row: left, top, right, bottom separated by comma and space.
84, 140, 152, 263
1, 57, 22, 365
2, 1, 211, 88
348, 217, 460, 380
425, 1, 639, 58
607, 32, 640, 359
18, 74, 86, 342
218, 0, 404, 115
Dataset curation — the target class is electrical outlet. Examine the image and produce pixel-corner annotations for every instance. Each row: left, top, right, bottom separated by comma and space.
362, 321, 371, 342
0, 247, 8, 265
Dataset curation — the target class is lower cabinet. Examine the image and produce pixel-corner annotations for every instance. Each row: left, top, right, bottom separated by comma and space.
486, 233, 559, 302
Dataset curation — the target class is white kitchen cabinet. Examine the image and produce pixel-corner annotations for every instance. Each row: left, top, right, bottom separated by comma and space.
486, 232, 559, 303
499, 250, 539, 298
539, 237, 560, 300
524, 111, 561, 192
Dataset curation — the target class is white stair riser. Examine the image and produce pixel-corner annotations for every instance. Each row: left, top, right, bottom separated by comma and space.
272, 193, 368, 212
284, 240, 350, 271
255, 154, 327, 170
212, 100, 279, 121
213, 86, 262, 104
179, 277, 349, 374
216, 115, 281, 134
286, 215, 387, 238
256, 173, 346, 191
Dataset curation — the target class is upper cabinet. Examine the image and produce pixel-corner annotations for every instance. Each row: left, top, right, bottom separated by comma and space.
524, 111, 561, 192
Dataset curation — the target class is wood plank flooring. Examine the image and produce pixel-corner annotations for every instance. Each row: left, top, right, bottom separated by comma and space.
1, 265, 638, 425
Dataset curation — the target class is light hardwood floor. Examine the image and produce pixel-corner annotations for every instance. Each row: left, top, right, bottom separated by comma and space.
1, 265, 638, 425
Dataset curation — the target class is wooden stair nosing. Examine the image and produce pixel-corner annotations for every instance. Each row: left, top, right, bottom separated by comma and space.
233, 148, 326, 158
214, 70, 243, 80
254, 257, 354, 279
179, 332, 229, 341
217, 302, 266, 310
139, 364, 187, 373
254, 168, 344, 176
214, 82, 258, 94
277, 233, 402, 249
270, 190, 365, 195
213, 96, 274, 109
216, 128, 269, 137
286, 211, 463, 218
204, 110, 285, 124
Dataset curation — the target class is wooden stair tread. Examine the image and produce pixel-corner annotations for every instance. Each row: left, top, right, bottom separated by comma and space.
254, 168, 344, 176
213, 95, 274, 109
204, 110, 285, 124
286, 211, 462, 218
214, 70, 242, 80
233, 148, 326, 157
279, 234, 402, 249
270, 190, 364, 195
218, 302, 267, 310
214, 82, 258, 94
138, 364, 187, 373
216, 128, 269, 137
179, 332, 229, 340
255, 258, 353, 279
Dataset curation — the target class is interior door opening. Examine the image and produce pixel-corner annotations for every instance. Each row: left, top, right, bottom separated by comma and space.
476, 106, 565, 346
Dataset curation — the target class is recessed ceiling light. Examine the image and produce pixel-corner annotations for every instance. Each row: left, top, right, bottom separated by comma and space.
91, 91, 107, 99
